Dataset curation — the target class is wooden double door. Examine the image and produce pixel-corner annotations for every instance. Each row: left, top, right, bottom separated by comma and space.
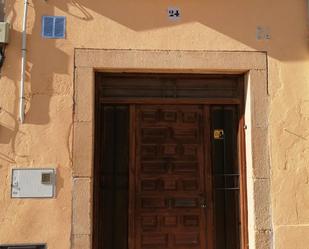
94, 104, 241, 249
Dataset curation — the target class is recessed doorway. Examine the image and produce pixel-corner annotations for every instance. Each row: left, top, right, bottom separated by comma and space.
93, 73, 247, 249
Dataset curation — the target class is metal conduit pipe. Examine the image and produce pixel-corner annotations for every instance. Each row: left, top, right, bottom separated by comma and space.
19, 0, 28, 123
307, 0, 309, 26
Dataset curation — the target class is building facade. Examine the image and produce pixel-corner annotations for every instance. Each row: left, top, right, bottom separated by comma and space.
0, 1, 308, 249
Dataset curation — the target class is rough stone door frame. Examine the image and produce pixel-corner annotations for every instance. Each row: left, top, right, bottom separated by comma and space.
71, 49, 272, 249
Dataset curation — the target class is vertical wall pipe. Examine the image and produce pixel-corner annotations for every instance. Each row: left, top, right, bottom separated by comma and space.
307, 0, 309, 26
19, 0, 28, 123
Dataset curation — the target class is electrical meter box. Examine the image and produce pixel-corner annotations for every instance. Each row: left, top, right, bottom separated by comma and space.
0, 22, 10, 43
11, 168, 56, 198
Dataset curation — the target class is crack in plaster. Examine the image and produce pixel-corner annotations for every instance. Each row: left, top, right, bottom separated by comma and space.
67, 122, 74, 167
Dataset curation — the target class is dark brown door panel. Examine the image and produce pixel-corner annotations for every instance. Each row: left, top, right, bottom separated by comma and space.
135, 105, 211, 249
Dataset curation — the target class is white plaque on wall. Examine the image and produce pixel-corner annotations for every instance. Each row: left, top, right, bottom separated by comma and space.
11, 168, 56, 198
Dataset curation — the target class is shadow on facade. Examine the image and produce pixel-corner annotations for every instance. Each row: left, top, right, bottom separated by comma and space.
51, 0, 309, 62
2, 0, 309, 127
3, 1, 69, 125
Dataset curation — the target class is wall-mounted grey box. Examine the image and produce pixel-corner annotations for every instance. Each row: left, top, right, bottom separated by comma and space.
0, 22, 10, 43
11, 168, 56, 198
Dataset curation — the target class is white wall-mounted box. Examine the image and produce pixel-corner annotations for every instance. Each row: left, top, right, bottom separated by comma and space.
0, 22, 10, 43
11, 168, 56, 198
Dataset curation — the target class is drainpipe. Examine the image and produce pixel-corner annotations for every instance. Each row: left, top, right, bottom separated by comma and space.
307, 0, 309, 26
19, 0, 28, 123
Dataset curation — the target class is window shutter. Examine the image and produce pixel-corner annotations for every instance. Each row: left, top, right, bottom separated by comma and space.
42, 16, 54, 38
42, 16, 66, 39
54, 17, 66, 38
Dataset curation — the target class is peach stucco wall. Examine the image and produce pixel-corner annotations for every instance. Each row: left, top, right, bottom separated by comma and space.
0, 0, 308, 249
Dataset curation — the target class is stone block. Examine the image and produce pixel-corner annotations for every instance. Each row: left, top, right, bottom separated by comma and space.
75, 49, 267, 71
73, 121, 93, 177
74, 67, 94, 122
254, 179, 272, 230
72, 178, 92, 235
250, 70, 270, 129
255, 229, 272, 249
72, 234, 91, 249
251, 127, 270, 179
